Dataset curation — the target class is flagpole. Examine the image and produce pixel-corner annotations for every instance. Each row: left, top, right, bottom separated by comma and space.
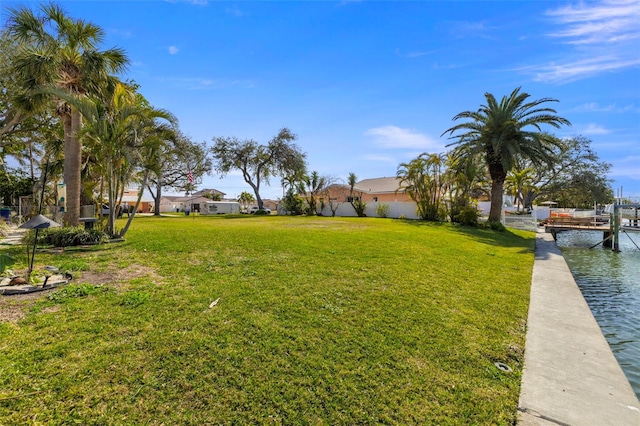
188, 166, 195, 219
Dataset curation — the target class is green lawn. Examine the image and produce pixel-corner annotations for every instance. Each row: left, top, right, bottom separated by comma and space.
0, 215, 535, 425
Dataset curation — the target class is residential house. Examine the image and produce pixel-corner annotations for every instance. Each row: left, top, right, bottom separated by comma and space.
159, 195, 211, 213
314, 177, 420, 219
116, 189, 154, 213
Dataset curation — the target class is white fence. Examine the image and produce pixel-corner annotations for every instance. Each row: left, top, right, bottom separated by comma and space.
502, 210, 538, 231
318, 201, 421, 219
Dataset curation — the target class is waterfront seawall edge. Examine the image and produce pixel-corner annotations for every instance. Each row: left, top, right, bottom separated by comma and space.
517, 232, 640, 426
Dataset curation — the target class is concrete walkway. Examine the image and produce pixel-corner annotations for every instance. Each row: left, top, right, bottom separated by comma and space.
0, 225, 27, 246
518, 232, 640, 425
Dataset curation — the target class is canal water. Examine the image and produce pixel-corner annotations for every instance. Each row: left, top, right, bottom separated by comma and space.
554, 230, 640, 398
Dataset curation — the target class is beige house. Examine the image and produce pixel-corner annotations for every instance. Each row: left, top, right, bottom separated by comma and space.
313, 177, 420, 219
117, 189, 154, 213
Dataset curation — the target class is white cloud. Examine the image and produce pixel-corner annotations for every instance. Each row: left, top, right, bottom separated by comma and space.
168, 46, 179, 55
226, 5, 243, 17
610, 160, 640, 179
581, 123, 611, 135
362, 154, 398, 165
158, 76, 256, 90
546, 0, 640, 44
519, 55, 640, 84
572, 102, 640, 113
448, 20, 498, 40
526, 0, 640, 82
395, 48, 438, 59
365, 125, 444, 152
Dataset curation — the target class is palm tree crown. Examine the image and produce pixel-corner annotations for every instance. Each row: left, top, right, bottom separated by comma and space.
442, 87, 570, 222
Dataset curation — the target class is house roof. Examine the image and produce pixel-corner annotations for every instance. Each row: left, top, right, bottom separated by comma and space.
354, 177, 403, 194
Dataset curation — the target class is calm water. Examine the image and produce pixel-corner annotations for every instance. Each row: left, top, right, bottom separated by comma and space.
555, 230, 640, 398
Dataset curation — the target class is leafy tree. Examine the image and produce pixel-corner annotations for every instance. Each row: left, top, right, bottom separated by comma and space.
544, 170, 614, 208
211, 128, 306, 209
0, 167, 34, 206
6, 3, 128, 226
281, 187, 305, 215
146, 130, 212, 215
442, 87, 570, 223
397, 153, 448, 221
520, 136, 613, 208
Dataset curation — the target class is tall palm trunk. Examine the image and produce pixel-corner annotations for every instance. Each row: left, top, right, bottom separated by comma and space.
488, 161, 506, 223
63, 109, 82, 226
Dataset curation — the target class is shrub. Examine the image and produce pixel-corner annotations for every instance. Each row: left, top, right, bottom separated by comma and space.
452, 206, 479, 226
486, 221, 506, 232
376, 203, 390, 218
281, 189, 305, 215
28, 226, 108, 247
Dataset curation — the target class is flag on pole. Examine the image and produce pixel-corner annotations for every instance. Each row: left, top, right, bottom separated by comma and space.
188, 169, 194, 184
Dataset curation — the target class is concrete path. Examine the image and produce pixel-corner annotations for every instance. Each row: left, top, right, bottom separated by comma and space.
518, 232, 640, 425
0, 225, 26, 246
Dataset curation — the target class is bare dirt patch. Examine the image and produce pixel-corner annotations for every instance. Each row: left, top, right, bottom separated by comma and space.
0, 263, 163, 323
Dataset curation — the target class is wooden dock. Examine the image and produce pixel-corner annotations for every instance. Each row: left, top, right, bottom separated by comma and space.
544, 216, 610, 234
543, 204, 640, 251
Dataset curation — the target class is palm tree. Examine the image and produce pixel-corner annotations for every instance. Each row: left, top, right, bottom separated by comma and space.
55, 82, 175, 236
442, 87, 570, 223
347, 172, 366, 217
445, 152, 490, 223
238, 191, 255, 212
397, 153, 447, 221
6, 3, 128, 226
505, 167, 535, 212
299, 171, 327, 215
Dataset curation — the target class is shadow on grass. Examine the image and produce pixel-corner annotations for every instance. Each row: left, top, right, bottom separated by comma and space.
400, 218, 535, 251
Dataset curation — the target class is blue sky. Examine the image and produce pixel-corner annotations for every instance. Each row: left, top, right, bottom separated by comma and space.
3, 0, 640, 200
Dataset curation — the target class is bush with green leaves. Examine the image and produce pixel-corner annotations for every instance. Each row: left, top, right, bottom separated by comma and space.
28, 226, 108, 247
452, 206, 479, 226
376, 203, 390, 218
486, 221, 506, 232
281, 188, 305, 215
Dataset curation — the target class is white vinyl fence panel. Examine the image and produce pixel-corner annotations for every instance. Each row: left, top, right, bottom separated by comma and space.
502, 210, 538, 231
319, 202, 420, 219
